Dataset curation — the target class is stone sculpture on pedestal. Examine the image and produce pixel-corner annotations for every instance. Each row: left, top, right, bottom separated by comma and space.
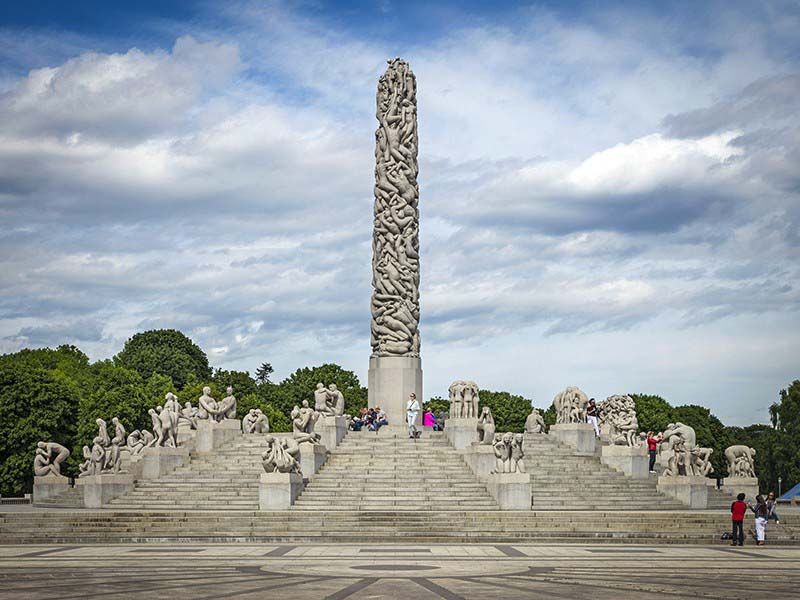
552, 387, 589, 424
725, 445, 757, 478
262, 435, 301, 474
78, 445, 92, 477
127, 430, 146, 455
33, 442, 70, 476
108, 417, 126, 473
659, 422, 697, 452
367, 58, 423, 429
599, 395, 640, 447
491, 432, 525, 474
476, 406, 496, 445
314, 383, 346, 416
448, 380, 480, 419
179, 402, 198, 429
291, 401, 321, 445
253, 409, 269, 433
218, 386, 237, 420
196, 387, 218, 421
524, 408, 546, 434
164, 392, 181, 415
243, 409, 258, 433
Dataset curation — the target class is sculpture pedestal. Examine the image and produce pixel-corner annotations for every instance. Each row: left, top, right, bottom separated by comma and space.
259, 472, 303, 510
550, 423, 596, 455
196, 419, 241, 452
723, 477, 759, 502
462, 444, 496, 482
368, 356, 422, 431
177, 422, 196, 447
121, 451, 143, 480
486, 472, 531, 510
76, 473, 134, 508
601, 445, 648, 479
316, 415, 347, 450
298, 442, 327, 480
445, 418, 479, 450
141, 446, 189, 479
657, 475, 709, 508
33, 474, 70, 504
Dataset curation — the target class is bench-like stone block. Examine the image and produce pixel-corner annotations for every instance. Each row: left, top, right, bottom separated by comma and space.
76, 473, 135, 508
657, 475, 709, 509
723, 477, 759, 502
33, 474, 70, 504
549, 423, 596, 455
196, 419, 242, 452
259, 472, 303, 510
462, 444, 496, 482
487, 472, 531, 510
317, 415, 347, 450
298, 442, 327, 480
601, 444, 649, 479
141, 446, 189, 479
445, 417, 479, 450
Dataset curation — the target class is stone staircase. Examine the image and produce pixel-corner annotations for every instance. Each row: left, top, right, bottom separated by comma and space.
105, 435, 273, 510
522, 434, 686, 510
293, 429, 498, 511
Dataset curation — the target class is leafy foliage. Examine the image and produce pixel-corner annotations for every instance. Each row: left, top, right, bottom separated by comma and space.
238, 393, 291, 432
255, 362, 274, 385
478, 390, 532, 432
277, 364, 368, 417
425, 395, 449, 417
213, 368, 257, 400
114, 329, 211, 389
630, 394, 676, 435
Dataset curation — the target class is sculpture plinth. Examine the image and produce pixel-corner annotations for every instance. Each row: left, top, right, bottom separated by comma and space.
601, 444, 649, 479
657, 475, 709, 509
259, 472, 303, 511
33, 473, 70, 504
368, 356, 423, 430
723, 477, 759, 502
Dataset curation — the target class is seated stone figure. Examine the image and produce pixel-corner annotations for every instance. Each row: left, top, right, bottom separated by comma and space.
196, 387, 219, 421
127, 430, 146, 456
476, 406, 495, 445
524, 408, 545, 434
242, 409, 258, 434
180, 402, 199, 429
33, 441, 70, 477
217, 386, 237, 421
253, 409, 270, 433
291, 401, 321, 444
510, 433, 526, 474
78, 445, 92, 477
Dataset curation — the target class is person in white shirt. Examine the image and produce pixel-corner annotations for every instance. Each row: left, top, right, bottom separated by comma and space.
406, 393, 420, 438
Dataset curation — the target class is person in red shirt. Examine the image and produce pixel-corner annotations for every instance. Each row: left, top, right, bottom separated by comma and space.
646, 431, 662, 473
731, 493, 747, 546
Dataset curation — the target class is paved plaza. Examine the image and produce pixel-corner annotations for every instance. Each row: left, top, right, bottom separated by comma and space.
0, 543, 798, 599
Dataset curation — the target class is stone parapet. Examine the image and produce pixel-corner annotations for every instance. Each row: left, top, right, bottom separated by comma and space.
601, 444, 649, 479
196, 419, 241, 453
33, 474, 70, 505
298, 442, 327, 481
657, 475, 709, 509
259, 472, 303, 510
461, 443, 496, 482
141, 446, 189, 479
316, 415, 347, 450
486, 472, 531, 510
76, 473, 135, 508
549, 423, 597, 455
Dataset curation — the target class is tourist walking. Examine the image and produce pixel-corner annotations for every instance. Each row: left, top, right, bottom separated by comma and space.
731, 492, 747, 546
586, 399, 600, 436
750, 494, 769, 545
406, 393, 420, 438
646, 431, 662, 473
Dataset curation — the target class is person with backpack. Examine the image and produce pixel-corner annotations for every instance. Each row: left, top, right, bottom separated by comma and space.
749, 494, 769, 545
730, 493, 747, 546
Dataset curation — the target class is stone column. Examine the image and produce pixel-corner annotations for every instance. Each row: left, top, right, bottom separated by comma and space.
367, 58, 423, 429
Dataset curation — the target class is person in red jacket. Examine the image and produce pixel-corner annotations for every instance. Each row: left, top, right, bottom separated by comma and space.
646, 431, 662, 473
731, 493, 747, 546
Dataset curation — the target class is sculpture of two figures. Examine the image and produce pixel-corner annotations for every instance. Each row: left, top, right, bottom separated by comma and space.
524, 407, 546, 434
196, 386, 237, 422
491, 432, 526, 474
79, 417, 126, 477
448, 380, 480, 419
261, 435, 301, 474
661, 433, 715, 477
126, 429, 154, 455
725, 445, 757, 478
33, 441, 70, 477
599, 394, 641, 447
313, 383, 345, 416
552, 386, 589, 424
148, 404, 178, 448
476, 406, 495, 444
291, 400, 321, 444
242, 408, 270, 434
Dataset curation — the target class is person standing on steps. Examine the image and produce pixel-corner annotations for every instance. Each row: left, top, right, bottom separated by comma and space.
646, 431, 662, 473
406, 392, 420, 438
586, 399, 600, 437
731, 492, 747, 546
750, 494, 769, 545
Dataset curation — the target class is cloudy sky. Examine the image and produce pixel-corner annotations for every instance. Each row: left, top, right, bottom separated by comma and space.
1, 1, 798, 425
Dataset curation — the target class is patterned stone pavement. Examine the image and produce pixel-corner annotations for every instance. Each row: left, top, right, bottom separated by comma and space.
0, 543, 798, 599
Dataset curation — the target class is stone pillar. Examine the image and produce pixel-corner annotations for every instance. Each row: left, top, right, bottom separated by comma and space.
140, 446, 189, 479
601, 445, 649, 479
33, 474, 70, 504
76, 473, 135, 508
445, 418, 479, 450
316, 415, 347, 450
722, 477, 759, 502
486, 472, 531, 510
259, 472, 304, 510
368, 59, 422, 426
196, 419, 241, 453
657, 475, 709, 509
462, 443, 496, 482
298, 442, 327, 481
550, 423, 597, 455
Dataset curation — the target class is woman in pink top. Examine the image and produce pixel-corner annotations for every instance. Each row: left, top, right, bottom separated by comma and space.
423, 408, 437, 430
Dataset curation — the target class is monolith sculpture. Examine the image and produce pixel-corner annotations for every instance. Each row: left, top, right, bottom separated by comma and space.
367, 58, 423, 428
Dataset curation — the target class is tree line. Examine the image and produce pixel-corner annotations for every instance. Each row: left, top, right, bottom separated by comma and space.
1, 329, 796, 497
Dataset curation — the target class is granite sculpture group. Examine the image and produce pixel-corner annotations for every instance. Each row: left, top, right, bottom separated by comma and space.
448, 380, 480, 419
491, 432, 526, 474
313, 383, 345, 416
599, 394, 640, 447
553, 386, 589, 424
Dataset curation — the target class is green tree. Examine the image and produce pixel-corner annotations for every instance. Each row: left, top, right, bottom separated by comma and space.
144, 373, 175, 409
478, 390, 532, 432
179, 374, 223, 412
0, 360, 79, 495
212, 368, 257, 400
630, 394, 676, 435
276, 364, 367, 418
114, 329, 211, 389
425, 395, 449, 417
255, 362, 274, 385
238, 392, 291, 432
